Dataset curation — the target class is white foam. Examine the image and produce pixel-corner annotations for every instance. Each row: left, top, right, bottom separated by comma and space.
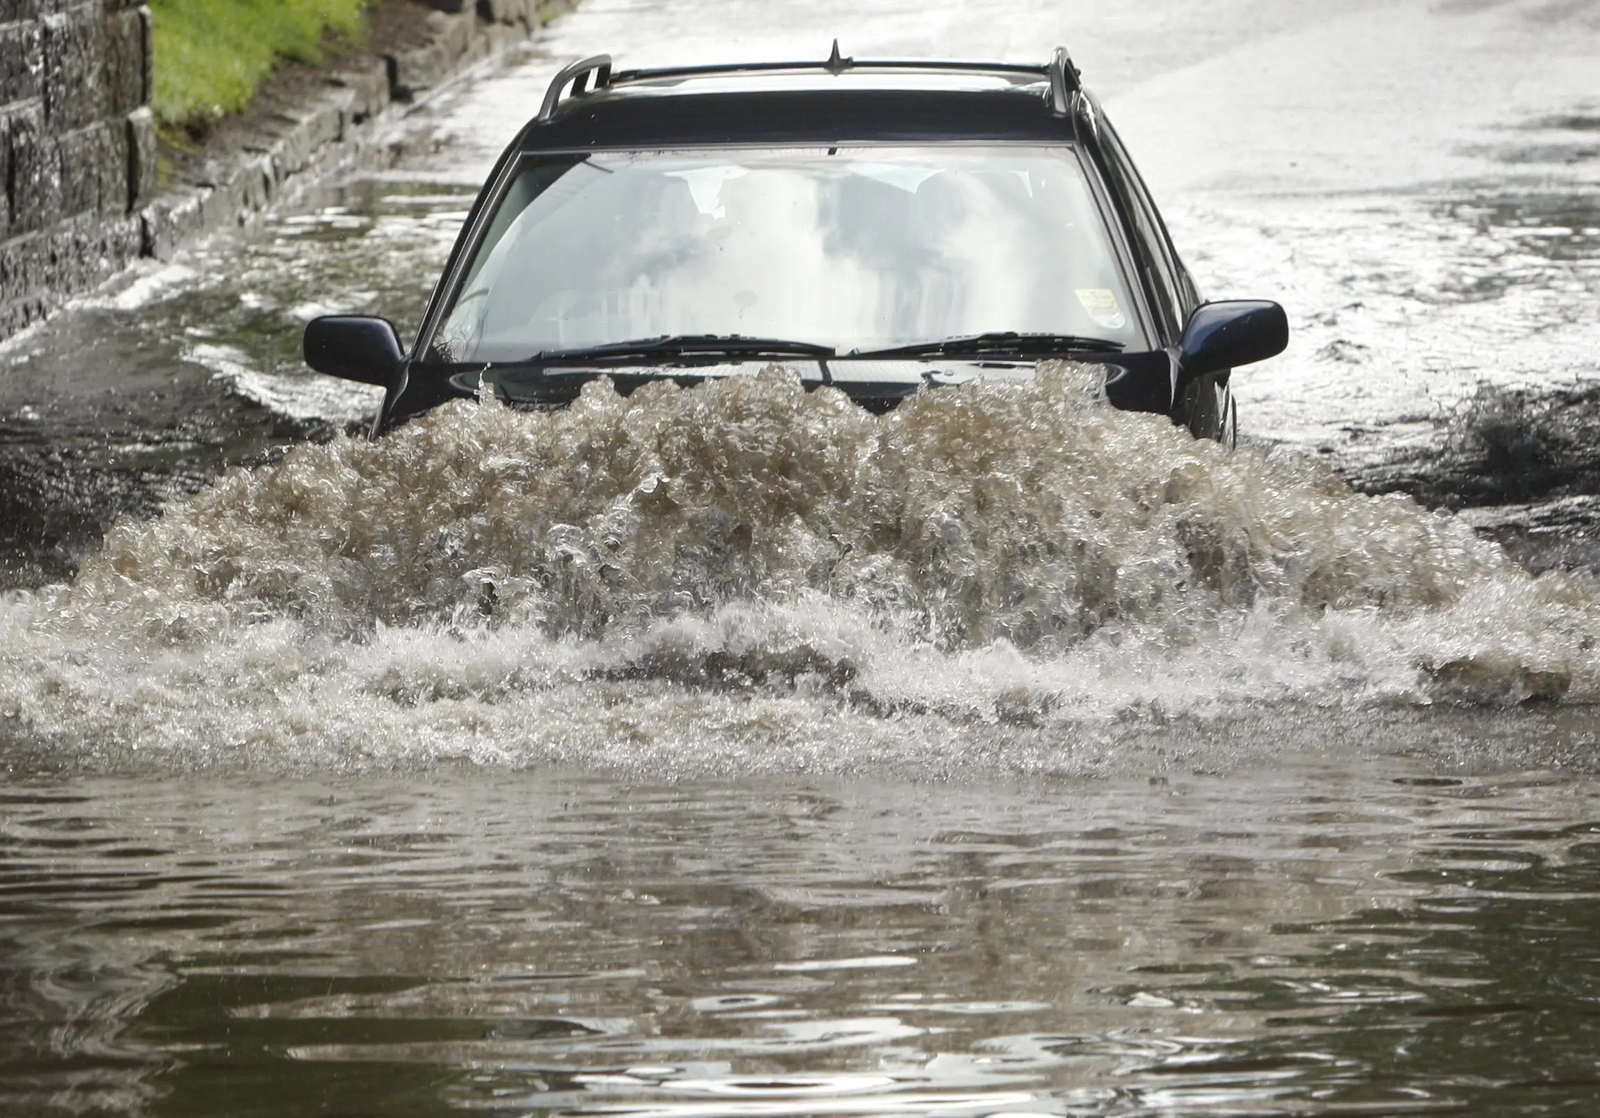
188, 342, 382, 423
3, 364, 1595, 773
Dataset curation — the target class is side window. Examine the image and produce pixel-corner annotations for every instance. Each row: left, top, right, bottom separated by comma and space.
1097, 123, 1189, 341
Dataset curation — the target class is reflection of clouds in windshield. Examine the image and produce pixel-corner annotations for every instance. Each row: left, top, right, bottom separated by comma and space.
596, 172, 882, 341
940, 174, 1071, 330
677, 172, 882, 335
666, 165, 748, 218
439, 149, 1141, 361
848, 161, 939, 194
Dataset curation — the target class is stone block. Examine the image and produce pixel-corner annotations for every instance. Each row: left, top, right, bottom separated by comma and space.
0, 21, 44, 104
55, 120, 123, 217
4, 229, 37, 312
193, 182, 230, 240
252, 158, 274, 209
270, 101, 346, 182
0, 113, 10, 238
390, 42, 450, 99
104, 7, 146, 115
5, 103, 60, 235
195, 178, 232, 235
272, 115, 314, 178
333, 58, 390, 122
0, 295, 47, 339
41, 7, 110, 132
0, 209, 142, 333
437, 13, 472, 62
309, 98, 346, 148
140, 189, 204, 260
484, 21, 524, 54
238, 158, 270, 213
126, 105, 154, 211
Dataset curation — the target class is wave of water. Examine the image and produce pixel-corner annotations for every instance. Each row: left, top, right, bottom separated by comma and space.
3, 363, 1597, 774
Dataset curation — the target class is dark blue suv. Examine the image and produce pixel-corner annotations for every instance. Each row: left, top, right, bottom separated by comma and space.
306, 45, 1287, 440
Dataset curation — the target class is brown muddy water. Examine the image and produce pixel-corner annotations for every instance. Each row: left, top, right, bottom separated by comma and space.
5, 358, 1600, 1116
8, 760, 1600, 1117
4, 1, 1600, 1113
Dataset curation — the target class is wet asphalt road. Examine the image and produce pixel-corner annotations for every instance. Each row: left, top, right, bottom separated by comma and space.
1, 0, 1598, 587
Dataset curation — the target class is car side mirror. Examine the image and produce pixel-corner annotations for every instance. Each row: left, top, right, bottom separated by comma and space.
303, 316, 405, 387
1178, 300, 1287, 378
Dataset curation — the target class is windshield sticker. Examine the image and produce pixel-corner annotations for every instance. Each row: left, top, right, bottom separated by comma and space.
1075, 288, 1127, 330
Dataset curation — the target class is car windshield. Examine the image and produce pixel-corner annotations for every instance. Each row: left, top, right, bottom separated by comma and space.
429, 145, 1144, 363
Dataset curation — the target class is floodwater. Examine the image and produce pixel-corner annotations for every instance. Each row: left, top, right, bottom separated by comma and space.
4, 0, 1600, 1113
9, 768, 1600, 1116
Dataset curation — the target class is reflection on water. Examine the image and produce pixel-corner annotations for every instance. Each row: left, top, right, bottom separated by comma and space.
5, 767, 1600, 1115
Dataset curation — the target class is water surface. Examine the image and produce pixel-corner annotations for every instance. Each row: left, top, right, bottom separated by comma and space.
7, 766, 1600, 1116
4, 3, 1600, 1114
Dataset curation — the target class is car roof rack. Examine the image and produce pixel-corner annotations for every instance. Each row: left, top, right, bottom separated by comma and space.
537, 43, 1082, 121
538, 54, 614, 121
1048, 47, 1080, 114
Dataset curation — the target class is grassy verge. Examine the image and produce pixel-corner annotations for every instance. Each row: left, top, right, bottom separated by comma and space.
150, 0, 374, 132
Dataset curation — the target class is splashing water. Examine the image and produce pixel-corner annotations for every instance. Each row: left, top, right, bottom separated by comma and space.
2, 363, 1596, 774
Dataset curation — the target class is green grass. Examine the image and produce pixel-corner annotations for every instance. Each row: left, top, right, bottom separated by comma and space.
150, 0, 373, 130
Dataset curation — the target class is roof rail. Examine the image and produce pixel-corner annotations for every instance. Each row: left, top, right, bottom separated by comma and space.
608, 43, 1065, 87
542, 46, 1084, 116
539, 54, 613, 121
1048, 47, 1080, 114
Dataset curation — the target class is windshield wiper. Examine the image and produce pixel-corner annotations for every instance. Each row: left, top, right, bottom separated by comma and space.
848, 332, 1124, 359
534, 334, 836, 364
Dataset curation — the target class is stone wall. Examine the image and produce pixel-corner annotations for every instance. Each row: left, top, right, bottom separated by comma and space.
0, 0, 155, 338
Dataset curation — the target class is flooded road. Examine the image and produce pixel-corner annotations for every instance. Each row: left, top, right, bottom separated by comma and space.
3, 0, 1599, 585
4, 0, 1600, 1113
9, 768, 1600, 1117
